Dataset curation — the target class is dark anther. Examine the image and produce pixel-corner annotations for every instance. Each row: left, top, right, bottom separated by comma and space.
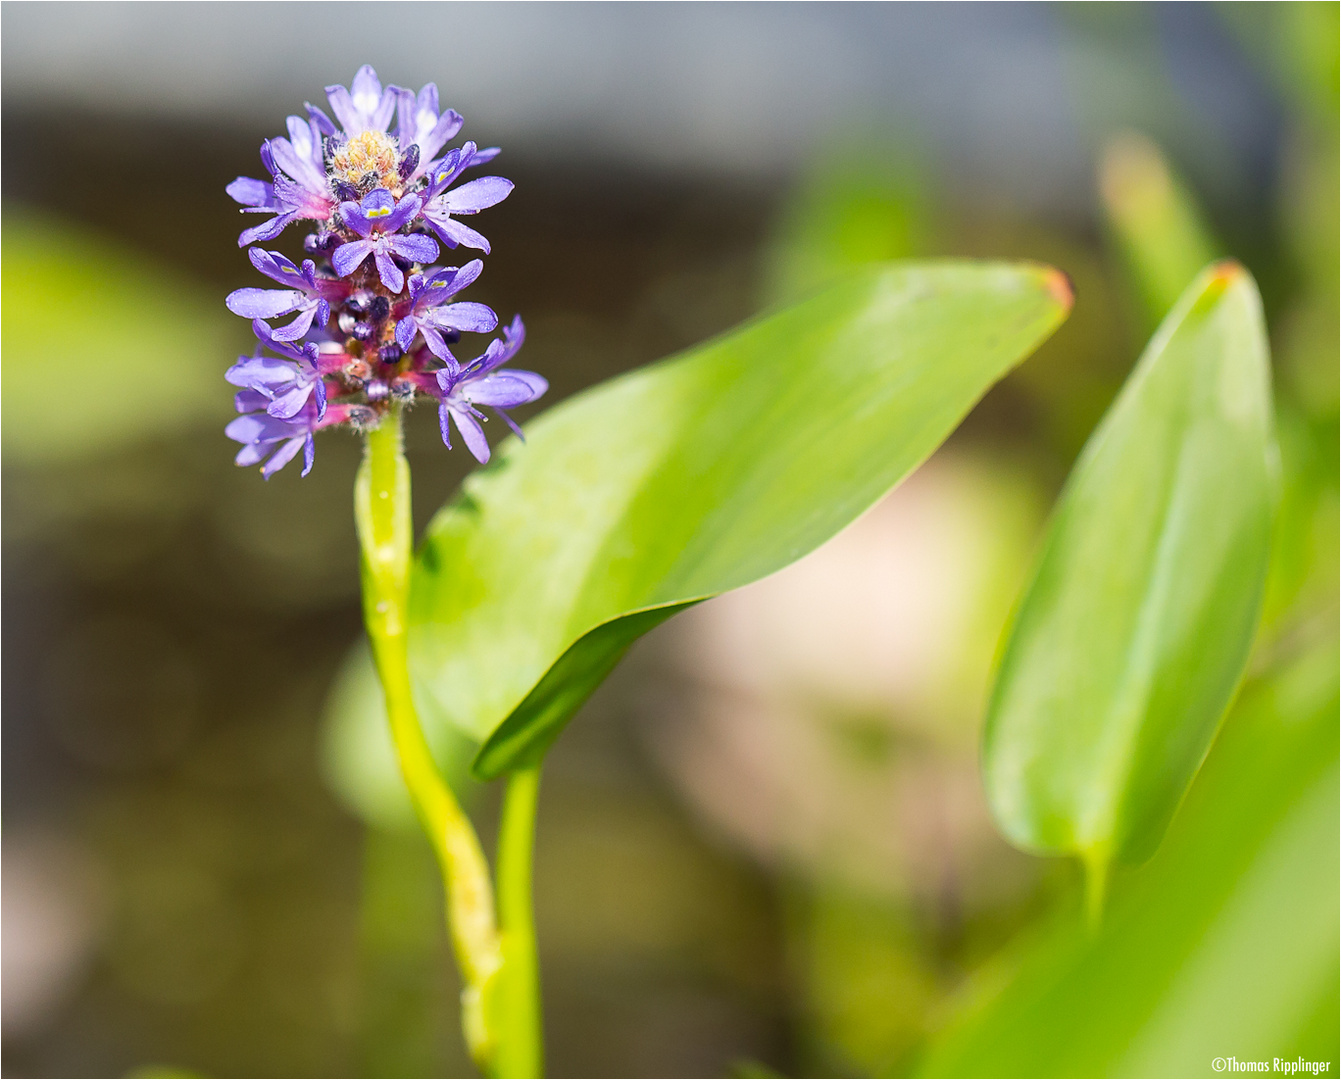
348, 405, 378, 431
368, 296, 391, 323
379, 343, 403, 365
344, 293, 368, 315
305, 230, 337, 254
351, 322, 374, 342
322, 136, 338, 166
391, 381, 416, 402
333, 179, 359, 202
399, 145, 421, 180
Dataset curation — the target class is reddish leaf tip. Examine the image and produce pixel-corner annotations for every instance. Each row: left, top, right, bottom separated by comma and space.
1044, 267, 1075, 312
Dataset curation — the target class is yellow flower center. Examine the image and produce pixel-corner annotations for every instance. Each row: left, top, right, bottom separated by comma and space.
331, 130, 401, 191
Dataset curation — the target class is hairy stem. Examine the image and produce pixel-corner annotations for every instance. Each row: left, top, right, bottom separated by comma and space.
355, 407, 504, 1071
493, 764, 544, 1078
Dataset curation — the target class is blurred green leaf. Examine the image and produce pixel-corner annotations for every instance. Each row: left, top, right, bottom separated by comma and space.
1221, 3, 1340, 130
1099, 133, 1220, 329
922, 638, 1338, 1077
982, 262, 1275, 868
408, 262, 1072, 778
1, 207, 238, 463
764, 152, 930, 306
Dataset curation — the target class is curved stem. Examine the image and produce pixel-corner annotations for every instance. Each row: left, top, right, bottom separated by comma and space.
494, 764, 544, 1078
356, 407, 504, 1071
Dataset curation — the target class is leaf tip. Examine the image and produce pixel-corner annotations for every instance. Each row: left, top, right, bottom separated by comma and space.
1043, 266, 1075, 312
1206, 258, 1247, 291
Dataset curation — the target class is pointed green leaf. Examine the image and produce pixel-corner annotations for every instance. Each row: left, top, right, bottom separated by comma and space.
1100, 133, 1220, 329
408, 262, 1072, 777
923, 639, 1338, 1077
982, 261, 1275, 866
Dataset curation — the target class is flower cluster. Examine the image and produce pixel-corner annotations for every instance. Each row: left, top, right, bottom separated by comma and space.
224, 66, 546, 477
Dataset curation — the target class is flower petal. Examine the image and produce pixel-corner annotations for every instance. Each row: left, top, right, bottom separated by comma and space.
325, 83, 359, 134
262, 435, 307, 478
420, 325, 457, 362
463, 370, 547, 408
451, 405, 491, 463
239, 211, 296, 247
389, 232, 439, 265
267, 383, 313, 419
373, 247, 405, 293
395, 316, 417, 352
423, 212, 491, 253
331, 239, 375, 277
442, 176, 514, 214
428, 301, 497, 334
438, 403, 454, 448
227, 176, 275, 208
225, 355, 296, 390
269, 303, 320, 341
226, 287, 302, 319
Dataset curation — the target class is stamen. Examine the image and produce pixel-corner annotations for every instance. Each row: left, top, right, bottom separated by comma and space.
330, 129, 402, 191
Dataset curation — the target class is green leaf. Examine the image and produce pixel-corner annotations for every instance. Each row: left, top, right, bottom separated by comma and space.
982, 262, 1275, 868
921, 638, 1339, 1078
1, 206, 239, 463
409, 262, 1072, 778
1099, 133, 1220, 329
763, 150, 930, 306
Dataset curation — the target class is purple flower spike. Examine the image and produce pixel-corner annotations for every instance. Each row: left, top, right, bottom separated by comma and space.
395, 261, 498, 360
332, 189, 438, 291
223, 65, 536, 480
419, 143, 513, 254
435, 317, 545, 463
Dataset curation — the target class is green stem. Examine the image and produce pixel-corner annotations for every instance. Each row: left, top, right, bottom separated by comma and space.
355, 407, 504, 1071
1082, 848, 1110, 932
494, 764, 544, 1078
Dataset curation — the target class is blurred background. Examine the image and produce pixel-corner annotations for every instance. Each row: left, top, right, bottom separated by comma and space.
2, 3, 1335, 1077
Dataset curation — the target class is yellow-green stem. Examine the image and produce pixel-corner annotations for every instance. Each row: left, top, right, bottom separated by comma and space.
1082, 848, 1110, 932
355, 408, 504, 1070
493, 764, 544, 1077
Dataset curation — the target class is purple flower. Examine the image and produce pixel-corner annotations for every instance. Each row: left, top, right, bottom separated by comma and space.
226, 120, 335, 246
332, 189, 439, 291
226, 249, 351, 341
395, 261, 498, 360
420, 143, 514, 254
435, 316, 546, 463
312, 64, 398, 139
226, 319, 333, 420
226, 399, 320, 479
394, 83, 464, 184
